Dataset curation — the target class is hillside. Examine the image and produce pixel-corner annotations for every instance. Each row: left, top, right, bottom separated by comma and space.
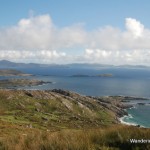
0, 89, 150, 150
0, 89, 122, 131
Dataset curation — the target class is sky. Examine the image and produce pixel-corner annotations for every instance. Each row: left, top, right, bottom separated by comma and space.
0, 0, 150, 65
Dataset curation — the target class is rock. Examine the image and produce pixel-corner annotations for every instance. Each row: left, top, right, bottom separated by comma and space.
41, 117, 48, 121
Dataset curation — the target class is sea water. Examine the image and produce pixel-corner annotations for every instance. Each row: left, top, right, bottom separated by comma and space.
120, 100, 150, 127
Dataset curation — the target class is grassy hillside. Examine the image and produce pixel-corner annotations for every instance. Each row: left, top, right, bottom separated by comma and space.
1, 123, 150, 150
0, 89, 118, 130
0, 89, 150, 150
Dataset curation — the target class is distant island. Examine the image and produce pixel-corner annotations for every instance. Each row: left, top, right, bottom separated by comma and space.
0, 69, 32, 76
96, 73, 113, 77
71, 74, 90, 77
71, 73, 113, 77
0, 79, 51, 88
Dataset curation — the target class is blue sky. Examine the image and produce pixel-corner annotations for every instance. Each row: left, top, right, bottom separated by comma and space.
0, 0, 150, 65
1, 0, 149, 29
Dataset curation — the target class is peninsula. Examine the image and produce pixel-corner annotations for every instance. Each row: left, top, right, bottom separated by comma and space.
0, 79, 51, 88
0, 69, 32, 76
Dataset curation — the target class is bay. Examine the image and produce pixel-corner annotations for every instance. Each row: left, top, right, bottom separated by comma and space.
1, 66, 150, 127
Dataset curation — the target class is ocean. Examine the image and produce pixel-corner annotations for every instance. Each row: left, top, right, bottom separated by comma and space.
1, 66, 150, 127
120, 100, 150, 127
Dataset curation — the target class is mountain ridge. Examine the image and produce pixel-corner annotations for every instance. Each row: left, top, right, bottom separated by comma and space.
0, 59, 149, 69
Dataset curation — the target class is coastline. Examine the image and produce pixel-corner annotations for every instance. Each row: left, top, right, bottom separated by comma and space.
119, 116, 147, 128
114, 95, 150, 128
0, 79, 52, 89
118, 108, 149, 128
119, 115, 138, 126
0, 87, 149, 128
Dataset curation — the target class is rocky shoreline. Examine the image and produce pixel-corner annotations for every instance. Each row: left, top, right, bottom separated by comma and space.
0, 79, 52, 88
52, 90, 150, 125
0, 69, 32, 76
50, 89, 136, 123
0, 88, 148, 128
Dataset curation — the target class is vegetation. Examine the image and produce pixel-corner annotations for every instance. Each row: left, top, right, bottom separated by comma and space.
0, 89, 117, 130
0, 79, 51, 88
0, 69, 32, 76
0, 89, 150, 150
1, 124, 150, 150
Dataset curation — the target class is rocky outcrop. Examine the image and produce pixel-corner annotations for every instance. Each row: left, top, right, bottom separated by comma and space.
0, 89, 139, 130
90, 96, 132, 118
51, 89, 129, 119
0, 89, 129, 129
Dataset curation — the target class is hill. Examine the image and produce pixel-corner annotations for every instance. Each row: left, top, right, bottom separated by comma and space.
1, 60, 150, 69
0, 89, 150, 150
0, 60, 66, 68
0, 89, 122, 130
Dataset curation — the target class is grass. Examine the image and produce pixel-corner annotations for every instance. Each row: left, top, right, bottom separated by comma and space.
1, 125, 150, 150
0, 90, 117, 130
0, 90, 150, 150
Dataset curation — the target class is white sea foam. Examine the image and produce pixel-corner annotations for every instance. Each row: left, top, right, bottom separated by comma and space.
119, 115, 137, 126
119, 115, 146, 128
129, 105, 137, 109
128, 114, 133, 119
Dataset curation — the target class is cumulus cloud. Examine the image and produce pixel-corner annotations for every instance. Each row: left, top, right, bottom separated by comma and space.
84, 49, 150, 65
0, 14, 150, 65
0, 50, 67, 63
0, 14, 86, 50
125, 18, 144, 38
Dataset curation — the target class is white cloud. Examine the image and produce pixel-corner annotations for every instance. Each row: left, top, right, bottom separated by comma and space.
0, 14, 150, 65
0, 50, 66, 63
83, 48, 150, 65
0, 14, 86, 50
87, 26, 122, 50
125, 18, 144, 38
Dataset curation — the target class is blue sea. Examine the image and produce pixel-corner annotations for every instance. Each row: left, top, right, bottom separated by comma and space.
120, 100, 150, 127
1, 66, 150, 127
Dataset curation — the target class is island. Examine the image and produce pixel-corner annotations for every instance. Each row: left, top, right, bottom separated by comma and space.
70, 73, 113, 77
0, 79, 52, 88
71, 74, 90, 77
96, 73, 113, 77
